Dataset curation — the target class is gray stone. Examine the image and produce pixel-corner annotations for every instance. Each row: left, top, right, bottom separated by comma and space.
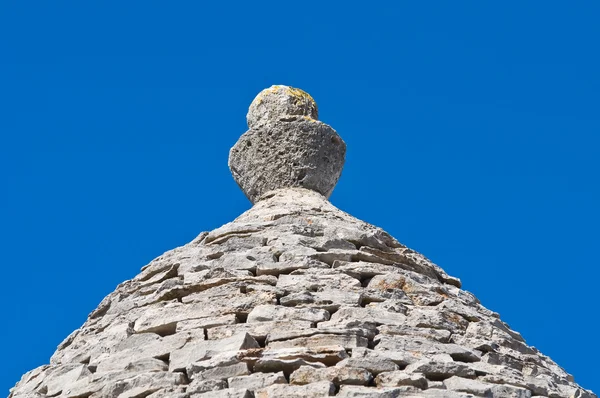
176, 314, 238, 332
290, 365, 372, 386
254, 345, 348, 374
51, 322, 132, 366
376, 324, 452, 343
336, 357, 399, 376
367, 272, 447, 306
489, 384, 533, 398
404, 360, 476, 380
266, 322, 372, 343
182, 284, 278, 306
277, 270, 361, 292
230, 86, 345, 203
255, 380, 336, 397
254, 357, 326, 376
279, 289, 361, 311
336, 385, 424, 397
375, 371, 428, 389
317, 320, 379, 339
208, 320, 313, 342
351, 346, 419, 368
332, 261, 402, 279
246, 85, 318, 130
9, 365, 49, 397
43, 364, 91, 397
247, 304, 329, 323
267, 333, 368, 350
191, 361, 251, 381
376, 335, 481, 363
187, 379, 228, 393
93, 331, 194, 373
256, 257, 330, 276
330, 306, 407, 326
145, 388, 188, 398
228, 372, 287, 390
185, 352, 254, 381
190, 388, 253, 398
123, 357, 169, 372
419, 390, 476, 398
77, 372, 186, 398
443, 376, 494, 395
170, 332, 259, 372
405, 307, 469, 333
427, 381, 446, 389
132, 301, 220, 334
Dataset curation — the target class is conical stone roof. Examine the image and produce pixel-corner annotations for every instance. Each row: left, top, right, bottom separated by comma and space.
11, 86, 595, 398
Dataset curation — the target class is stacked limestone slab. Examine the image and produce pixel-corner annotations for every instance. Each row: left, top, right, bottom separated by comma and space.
10, 86, 595, 398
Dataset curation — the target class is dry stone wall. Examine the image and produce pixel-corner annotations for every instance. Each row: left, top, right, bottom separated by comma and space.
11, 85, 595, 398
10, 189, 595, 398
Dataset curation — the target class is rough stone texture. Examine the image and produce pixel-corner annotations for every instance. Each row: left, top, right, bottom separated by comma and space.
10, 86, 595, 398
255, 380, 335, 397
290, 365, 372, 386
229, 85, 345, 203
10, 189, 595, 398
227, 372, 287, 390
375, 371, 429, 389
246, 85, 319, 130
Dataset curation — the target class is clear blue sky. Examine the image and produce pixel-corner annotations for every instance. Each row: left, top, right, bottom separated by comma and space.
1, 2, 599, 394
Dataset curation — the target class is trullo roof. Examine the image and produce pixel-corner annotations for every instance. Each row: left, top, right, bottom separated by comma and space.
10, 86, 595, 398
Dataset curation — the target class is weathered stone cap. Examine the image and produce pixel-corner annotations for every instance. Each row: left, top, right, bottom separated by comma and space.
246, 85, 319, 130
229, 85, 346, 204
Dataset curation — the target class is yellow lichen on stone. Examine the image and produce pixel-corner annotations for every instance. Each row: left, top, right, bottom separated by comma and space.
254, 85, 284, 105
253, 85, 317, 114
247, 85, 320, 129
287, 87, 318, 114
264, 85, 285, 95
287, 87, 316, 106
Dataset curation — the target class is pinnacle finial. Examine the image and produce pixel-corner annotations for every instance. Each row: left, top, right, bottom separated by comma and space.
229, 85, 346, 204
247, 85, 319, 129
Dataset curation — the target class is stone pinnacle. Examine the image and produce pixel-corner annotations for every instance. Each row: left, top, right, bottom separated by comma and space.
228, 85, 346, 204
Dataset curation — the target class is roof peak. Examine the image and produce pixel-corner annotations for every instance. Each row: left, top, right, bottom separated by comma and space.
228, 85, 346, 204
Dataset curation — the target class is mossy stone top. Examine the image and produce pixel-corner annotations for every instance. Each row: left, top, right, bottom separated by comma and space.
246, 85, 319, 130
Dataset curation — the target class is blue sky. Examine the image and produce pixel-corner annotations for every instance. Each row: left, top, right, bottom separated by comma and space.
1, 2, 599, 394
